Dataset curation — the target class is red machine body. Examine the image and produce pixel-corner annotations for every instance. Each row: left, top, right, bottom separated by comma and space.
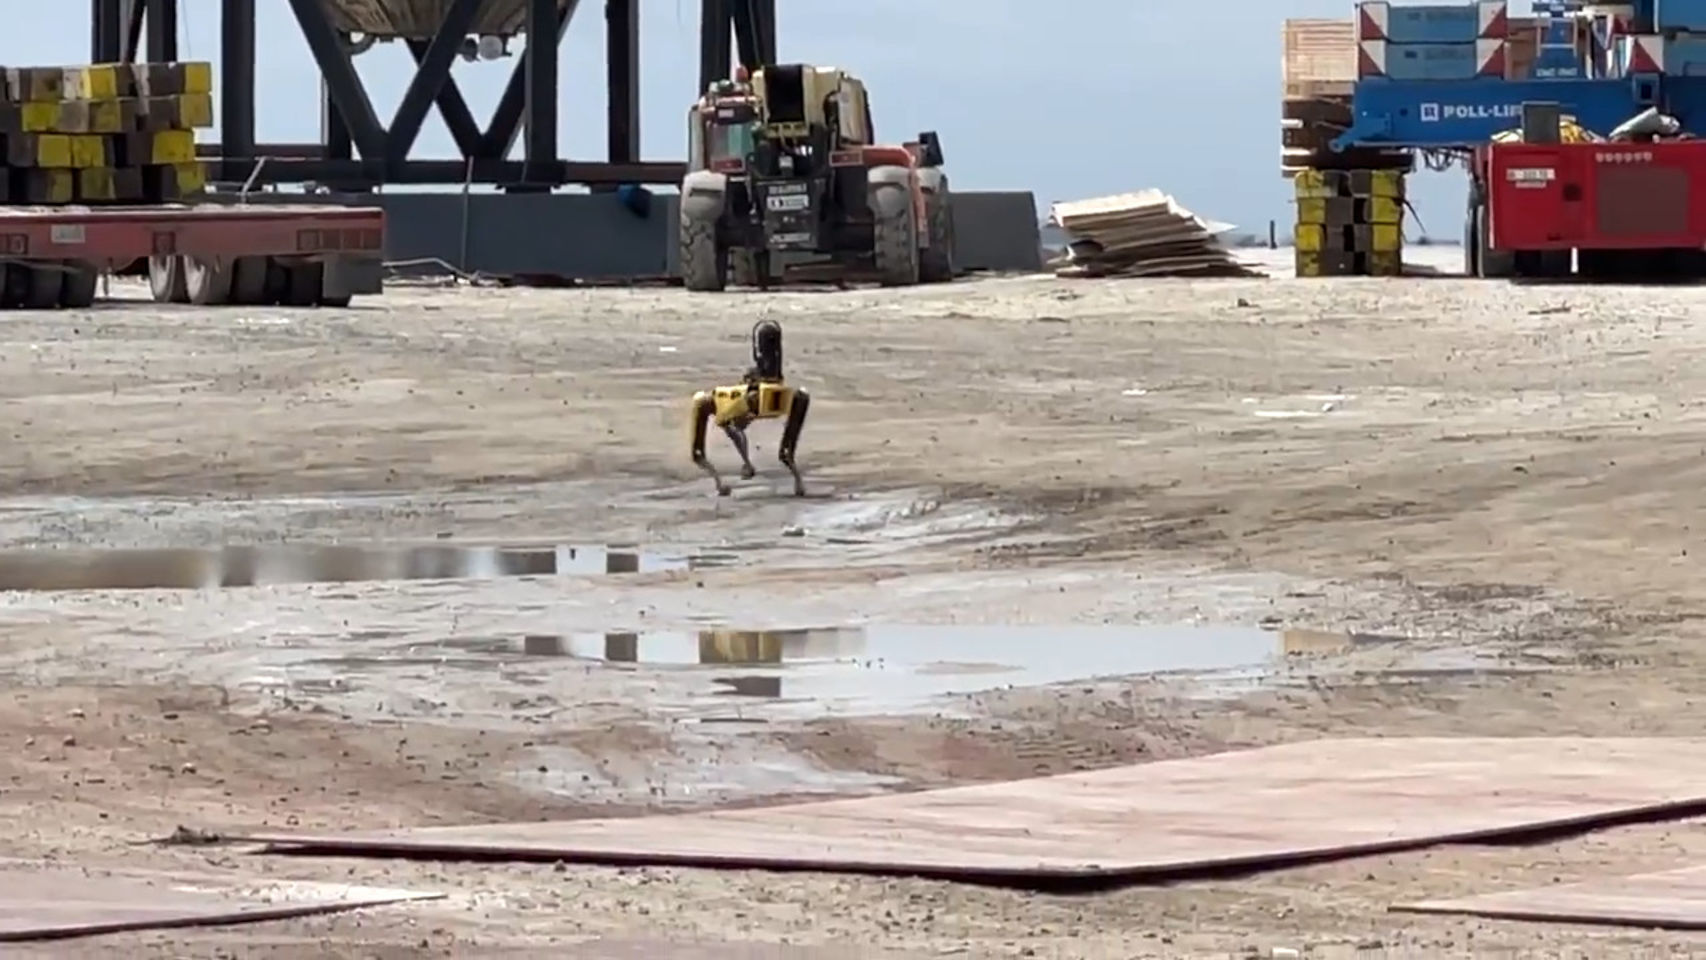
1479, 139, 1706, 252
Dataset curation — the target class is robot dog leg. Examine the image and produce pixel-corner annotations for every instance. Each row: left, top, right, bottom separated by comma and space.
778, 388, 810, 497
690, 391, 730, 496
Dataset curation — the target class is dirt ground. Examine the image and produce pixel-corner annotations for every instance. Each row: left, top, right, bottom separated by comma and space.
7, 251, 1706, 957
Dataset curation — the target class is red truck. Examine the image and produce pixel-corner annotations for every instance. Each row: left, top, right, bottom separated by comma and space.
1469, 138, 1706, 282
0, 201, 383, 309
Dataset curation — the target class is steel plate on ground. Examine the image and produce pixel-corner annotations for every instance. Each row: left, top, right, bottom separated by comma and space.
1393, 864, 1706, 930
0, 861, 441, 942
248, 738, 1706, 883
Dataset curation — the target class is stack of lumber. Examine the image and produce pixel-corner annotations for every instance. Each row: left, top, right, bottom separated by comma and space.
1047, 191, 1264, 279
0, 61, 211, 205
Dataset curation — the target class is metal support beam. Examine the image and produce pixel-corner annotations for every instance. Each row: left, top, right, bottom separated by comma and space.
123, 0, 146, 62
523, 0, 560, 176
730, 0, 764, 71
288, 0, 387, 161
753, 0, 776, 64
219, 0, 256, 175
606, 0, 639, 164
144, 0, 178, 61
481, 0, 577, 160
388, 0, 484, 165
699, 0, 730, 95
404, 41, 483, 159
91, 0, 125, 62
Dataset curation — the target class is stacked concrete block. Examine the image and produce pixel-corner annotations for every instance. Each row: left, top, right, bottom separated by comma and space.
0, 61, 211, 205
1293, 168, 1404, 277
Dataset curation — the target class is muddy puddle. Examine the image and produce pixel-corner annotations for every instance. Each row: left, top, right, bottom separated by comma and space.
0, 542, 734, 591
308, 624, 1410, 718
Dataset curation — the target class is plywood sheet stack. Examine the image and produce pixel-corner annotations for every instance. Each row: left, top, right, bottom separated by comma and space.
0, 61, 211, 206
1294, 168, 1404, 277
1048, 191, 1264, 279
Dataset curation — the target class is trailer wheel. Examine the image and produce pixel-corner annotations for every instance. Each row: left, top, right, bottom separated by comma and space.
229, 256, 270, 305
1473, 202, 1514, 279
0, 266, 27, 308
873, 191, 921, 287
21, 264, 63, 309
681, 216, 727, 292
919, 177, 954, 283
263, 259, 290, 303
281, 262, 323, 306
147, 255, 188, 304
59, 261, 98, 309
184, 257, 234, 305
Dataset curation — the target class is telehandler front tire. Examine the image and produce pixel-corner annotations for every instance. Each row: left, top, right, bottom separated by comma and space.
873, 193, 921, 287
681, 216, 728, 292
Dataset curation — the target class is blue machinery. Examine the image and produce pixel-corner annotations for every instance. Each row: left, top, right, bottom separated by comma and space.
1331, 0, 1706, 153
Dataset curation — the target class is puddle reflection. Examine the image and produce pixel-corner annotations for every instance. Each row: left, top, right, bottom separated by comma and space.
0, 542, 728, 591
380, 625, 1397, 711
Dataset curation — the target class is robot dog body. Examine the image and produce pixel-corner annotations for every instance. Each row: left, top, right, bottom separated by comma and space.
690, 320, 811, 496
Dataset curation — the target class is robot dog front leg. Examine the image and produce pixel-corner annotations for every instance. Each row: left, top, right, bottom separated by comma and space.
778, 388, 810, 497
690, 392, 730, 496
722, 419, 758, 479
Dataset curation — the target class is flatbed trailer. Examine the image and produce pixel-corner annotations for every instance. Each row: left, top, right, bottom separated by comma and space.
0, 202, 384, 309
1468, 138, 1706, 281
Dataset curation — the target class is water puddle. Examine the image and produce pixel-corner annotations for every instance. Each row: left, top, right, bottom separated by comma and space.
323, 624, 1406, 716
0, 542, 731, 592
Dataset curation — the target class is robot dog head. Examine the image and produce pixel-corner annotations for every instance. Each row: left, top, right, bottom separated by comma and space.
751, 320, 783, 381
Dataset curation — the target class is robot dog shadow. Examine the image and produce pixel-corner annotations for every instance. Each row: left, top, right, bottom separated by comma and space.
690, 319, 816, 498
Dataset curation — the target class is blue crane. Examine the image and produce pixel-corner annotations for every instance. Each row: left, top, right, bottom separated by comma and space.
1330, 0, 1706, 152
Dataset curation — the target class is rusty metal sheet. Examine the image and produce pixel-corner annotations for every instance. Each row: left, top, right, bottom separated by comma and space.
571, 940, 926, 959
1393, 864, 1706, 930
249, 737, 1706, 882
0, 862, 441, 942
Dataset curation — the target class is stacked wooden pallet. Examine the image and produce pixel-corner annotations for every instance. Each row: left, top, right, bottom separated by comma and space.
0, 61, 211, 205
1293, 168, 1404, 277
1048, 191, 1264, 279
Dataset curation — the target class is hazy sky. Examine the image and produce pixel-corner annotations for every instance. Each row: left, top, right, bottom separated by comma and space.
3, 1, 1479, 238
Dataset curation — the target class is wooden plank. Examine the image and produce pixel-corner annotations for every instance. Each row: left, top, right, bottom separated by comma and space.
1393, 864, 1706, 930
0, 860, 441, 942
248, 738, 1706, 882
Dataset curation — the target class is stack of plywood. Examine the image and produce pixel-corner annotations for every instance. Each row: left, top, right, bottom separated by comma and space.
0, 61, 212, 205
1047, 191, 1264, 279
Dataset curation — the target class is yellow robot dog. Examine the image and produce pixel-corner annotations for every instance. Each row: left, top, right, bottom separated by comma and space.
690, 320, 810, 497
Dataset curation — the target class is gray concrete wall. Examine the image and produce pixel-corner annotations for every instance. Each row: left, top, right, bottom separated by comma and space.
232, 188, 1041, 280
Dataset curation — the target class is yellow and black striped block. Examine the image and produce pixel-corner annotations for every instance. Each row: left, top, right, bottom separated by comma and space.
1293, 168, 1406, 277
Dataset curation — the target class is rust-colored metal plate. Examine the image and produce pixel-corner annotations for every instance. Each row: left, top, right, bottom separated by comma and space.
249, 737, 1706, 882
571, 940, 925, 959
0, 861, 441, 942
1393, 864, 1706, 930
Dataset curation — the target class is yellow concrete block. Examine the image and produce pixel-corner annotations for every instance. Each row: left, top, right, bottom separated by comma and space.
68, 135, 108, 168
174, 93, 213, 129
63, 64, 122, 101
1368, 169, 1404, 198
181, 61, 213, 95
1366, 196, 1404, 224
147, 129, 197, 164
6, 67, 63, 102
1296, 198, 1326, 225
1369, 223, 1402, 253
1294, 223, 1325, 253
1367, 250, 1402, 276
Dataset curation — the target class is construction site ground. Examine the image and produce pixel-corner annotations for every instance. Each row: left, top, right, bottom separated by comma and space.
6, 246, 1706, 957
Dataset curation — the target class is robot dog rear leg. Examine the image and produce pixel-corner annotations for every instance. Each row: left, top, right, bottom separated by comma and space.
722, 422, 758, 479
778, 389, 810, 497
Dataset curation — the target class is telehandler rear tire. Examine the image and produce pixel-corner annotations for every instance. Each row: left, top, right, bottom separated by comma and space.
681, 216, 728, 292
919, 178, 954, 283
873, 195, 920, 287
